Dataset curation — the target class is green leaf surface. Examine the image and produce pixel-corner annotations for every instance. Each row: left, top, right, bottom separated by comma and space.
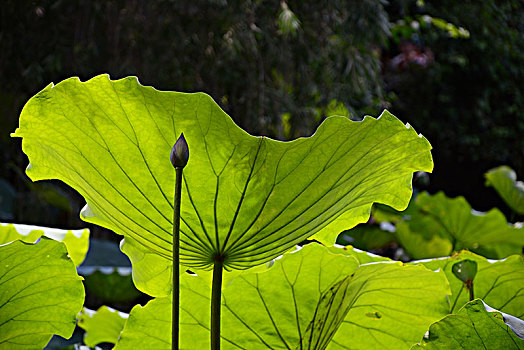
0, 238, 85, 349
115, 243, 449, 349
217, 244, 359, 349
299, 274, 354, 350
0, 222, 89, 266
13, 75, 432, 292
326, 263, 450, 350
119, 236, 173, 296
77, 306, 128, 347
114, 295, 171, 350
485, 166, 524, 215
397, 192, 524, 259
395, 219, 453, 260
117, 243, 357, 349
412, 299, 524, 349
415, 251, 524, 317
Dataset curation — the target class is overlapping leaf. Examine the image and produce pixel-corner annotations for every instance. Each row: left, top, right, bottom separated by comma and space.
116, 244, 359, 349
326, 262, 449, 350
0, 222, 89, 266
13, 75, 433, 288
395, 218, 453, 260
300, 275, 354, 349
78, 306, 128, 347
412, 300, 524, 349
114, 243, 449, 349
416, 251, 524, 318
396, 192, 524, 259
114, 295, 171, 350
0, 238, 84, 349
485, 166, 524, 215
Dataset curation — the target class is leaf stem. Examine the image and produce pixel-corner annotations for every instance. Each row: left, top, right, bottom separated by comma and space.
173, 167, 183, 350
467, 280, 474, 301
211, 257, 224, 350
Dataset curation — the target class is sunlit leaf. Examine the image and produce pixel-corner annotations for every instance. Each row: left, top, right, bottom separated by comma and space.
326, 262, 449, 350
485, 165, 524, 215
114, 244, 449, 349
415, 251, 524, 317
0, 238, 84, 349
114, 295, 171, 350
412, 300, 524, 349
217, 244, 359, 349
299, 274, 354, 349
77, 306, 128, 347
119, 236, 173, 296
0, 222, 89, 266
13, 75, 432, 297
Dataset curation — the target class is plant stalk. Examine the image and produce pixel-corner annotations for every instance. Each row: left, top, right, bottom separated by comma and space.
211, 258, 224, 350
467, 280, 474, 301
173, 167, 183, 350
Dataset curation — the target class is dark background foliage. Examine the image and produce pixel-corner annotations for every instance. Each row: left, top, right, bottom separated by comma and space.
1, 0, 523, 229
385, 0, 524, 213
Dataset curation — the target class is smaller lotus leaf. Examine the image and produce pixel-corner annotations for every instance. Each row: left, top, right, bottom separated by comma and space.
78, 306, 128, 347
485, 166, 524, 215
451, 259, 477, 284
414, 251, 524, 317
0, 238, 84, 349
398, 192, 524, 259
412, 299, 524, 349
0, 222, 89, 266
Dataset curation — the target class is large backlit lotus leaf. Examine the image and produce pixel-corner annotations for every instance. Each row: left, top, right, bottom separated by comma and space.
414, 251, 524, 318
485, 166, 524, 215
412, 300, 524, 349
0, 238, 84, 349
13, 75, 432, 297
114, 243, 449, 349
0, 222, 89, 266
398, 192, 524, 259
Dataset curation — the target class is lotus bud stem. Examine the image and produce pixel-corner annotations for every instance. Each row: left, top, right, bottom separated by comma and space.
171, 133, 189, 350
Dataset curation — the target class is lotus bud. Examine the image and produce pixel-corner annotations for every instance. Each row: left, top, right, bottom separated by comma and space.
170, 133, 189, 168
